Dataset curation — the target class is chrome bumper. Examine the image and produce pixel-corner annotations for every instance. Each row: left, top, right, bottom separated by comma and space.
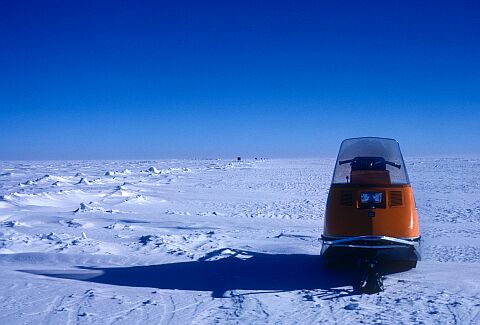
321, 235, 421, 260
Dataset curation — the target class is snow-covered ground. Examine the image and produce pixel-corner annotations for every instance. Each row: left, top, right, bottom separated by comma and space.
1, 158, 479, 324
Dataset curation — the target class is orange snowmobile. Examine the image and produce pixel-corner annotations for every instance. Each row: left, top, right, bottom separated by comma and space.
321, 137, 421, 293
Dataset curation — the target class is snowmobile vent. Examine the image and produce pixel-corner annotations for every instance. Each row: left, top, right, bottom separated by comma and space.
389, 191, 403, 207
340, 191, 353, 206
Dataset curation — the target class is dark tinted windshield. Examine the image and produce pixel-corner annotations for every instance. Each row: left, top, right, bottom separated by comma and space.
332, 137, 409, 184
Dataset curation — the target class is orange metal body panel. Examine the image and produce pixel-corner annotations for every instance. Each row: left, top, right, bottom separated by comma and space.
323, 184, 419, 238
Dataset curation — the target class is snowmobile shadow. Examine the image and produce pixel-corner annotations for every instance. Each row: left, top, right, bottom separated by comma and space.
20, 248, 411, 298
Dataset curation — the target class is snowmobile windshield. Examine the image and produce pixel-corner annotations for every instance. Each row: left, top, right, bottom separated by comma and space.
332, 137, 410, 185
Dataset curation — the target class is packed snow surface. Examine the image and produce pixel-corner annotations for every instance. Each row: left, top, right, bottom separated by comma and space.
0, 158, 479, 324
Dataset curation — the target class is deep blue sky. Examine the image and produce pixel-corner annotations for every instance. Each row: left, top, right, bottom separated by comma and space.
1, 0, 479, 159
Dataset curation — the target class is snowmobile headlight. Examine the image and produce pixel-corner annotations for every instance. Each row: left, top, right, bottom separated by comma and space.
360, 192, 383, 205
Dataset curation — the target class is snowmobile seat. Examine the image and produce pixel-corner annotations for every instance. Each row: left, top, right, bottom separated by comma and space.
350, 170, 391, 185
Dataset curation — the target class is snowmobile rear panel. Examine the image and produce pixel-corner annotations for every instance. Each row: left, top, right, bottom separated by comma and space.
324, 185, 419, 238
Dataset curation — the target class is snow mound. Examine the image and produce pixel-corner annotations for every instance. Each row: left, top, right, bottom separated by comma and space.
34, 175, 51, 182
74, 202, 90, 213
73, 202, 120, 214
3, 220, 21, 227
147, 166, 160, 174
39, 232, 60, 241
5, 192, 60, 207
104, 223, 131, 230
20, 180, 36, 186
105, 169, 132, 176
76, 178, 91, 185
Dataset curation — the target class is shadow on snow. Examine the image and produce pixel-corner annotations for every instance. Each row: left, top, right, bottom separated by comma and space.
20, 248, 408, 298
